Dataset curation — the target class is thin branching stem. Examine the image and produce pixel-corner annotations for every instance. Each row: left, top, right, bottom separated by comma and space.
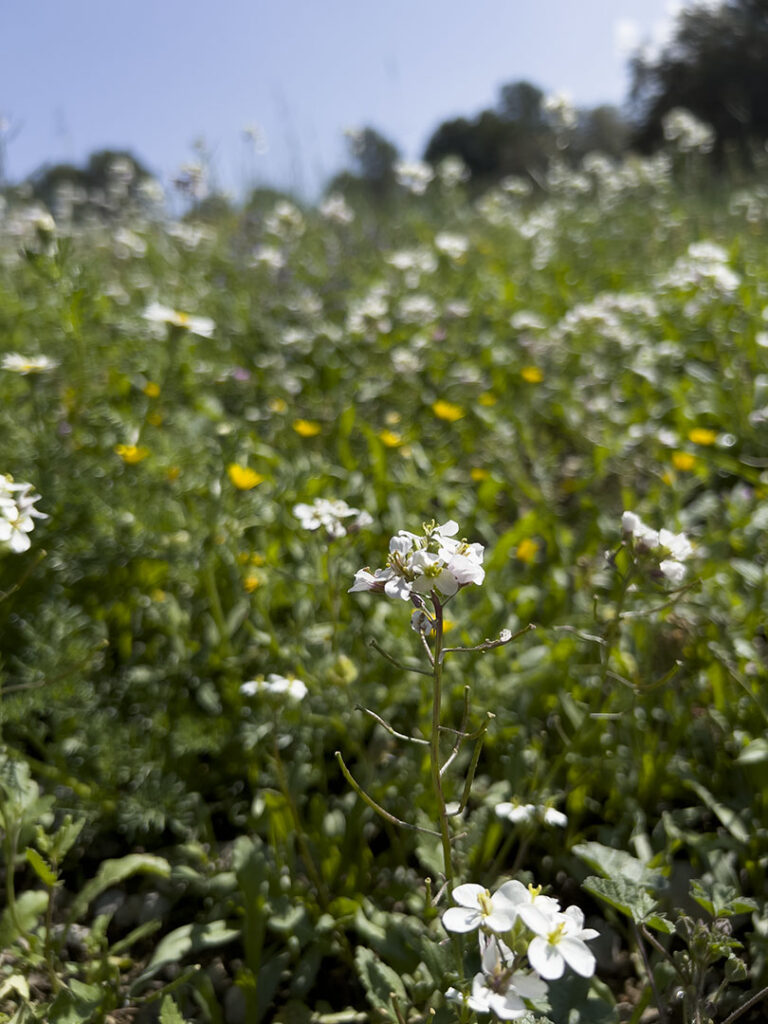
441, 686, 472, 777
721, 984, 768, 1024
367, 637, 432, 676
334, 752, 442, 837
442, 623, 536, 658
355, 704, 429, 745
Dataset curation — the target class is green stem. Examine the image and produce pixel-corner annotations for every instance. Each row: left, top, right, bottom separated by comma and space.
430, 597, 454, 886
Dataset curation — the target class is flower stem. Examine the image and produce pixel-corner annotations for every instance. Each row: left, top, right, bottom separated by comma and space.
430, 597, 454, 886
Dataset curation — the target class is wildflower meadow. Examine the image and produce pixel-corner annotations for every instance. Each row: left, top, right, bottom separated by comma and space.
2, 148, 768, 1024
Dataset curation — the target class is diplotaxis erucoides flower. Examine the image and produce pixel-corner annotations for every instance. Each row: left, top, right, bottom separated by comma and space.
348, 519, 484, 602
0, 475, 47, 554
293, 498, 372, 539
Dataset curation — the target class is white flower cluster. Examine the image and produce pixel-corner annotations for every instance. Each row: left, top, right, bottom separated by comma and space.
621, 510, 693, 585
241, 674, 307, 701
0, 475, 47, 554
495, 801, 567, 829
662, 107, 715, 154
443, 880, 598, 1019
349, 520, 484, 602
293, 498, 372, 539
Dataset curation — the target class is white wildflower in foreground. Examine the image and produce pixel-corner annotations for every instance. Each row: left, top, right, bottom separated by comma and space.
0, 475, 47, 554
442, 882, 520, 934
527, 905, 599, 980
443, 878, 598, 1015
622, 510, 693, 584
349, 519, 484, 602
293, 499, 372, 539
395, 159, 434, 195
241, 674, 307, 700
2, 352, 59, 374
447, 938, 549, 1020
143, 302, 215, 338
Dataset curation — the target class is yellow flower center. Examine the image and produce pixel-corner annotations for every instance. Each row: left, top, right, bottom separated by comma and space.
477, 890, 494, 917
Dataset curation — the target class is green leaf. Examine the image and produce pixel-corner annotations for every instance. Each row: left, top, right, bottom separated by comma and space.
573, 841, 665, 888
25, 846, 58, 886
736, 738, 768, 764
48, 980, 103, 1024
0, 890, 48, 946
683, 779, 750, 843
131, 919, 240, 989
582, 876, 672, 931
354, 946, 407, 1018
160, 995, 189, 1024
690, 880, 758, 918
68, 852, 171, 921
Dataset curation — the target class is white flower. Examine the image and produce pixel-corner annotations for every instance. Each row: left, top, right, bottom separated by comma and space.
446, 938, 548, 1020
492, 880, 561, 934
527, 905, 599, 980
293, 499, 372, 539
0, 476, 47, 554
622, 511, 693, 583
348, 520, 485, 602
495, 802, 567, 829
143, 302, 215, 337
2, 353, 58, 374
394, 160, 434, 195
241, 674, 307, 700
442, 882, 518, 934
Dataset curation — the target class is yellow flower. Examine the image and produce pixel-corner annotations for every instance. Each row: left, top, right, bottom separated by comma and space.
521, 366, 544, 383
688, 427, 717, 446
478, 392, 497, 407
432, 400, 464, 422
516, 538, 539, 564
672, 451, 697, 471
293, 419, 321, 437
385, 410, 401, 425
379, 429, 402, 448
115, 444, 149, 464
471, 467, 489, 481
269, 397, 288, 413
143, 381, 161, 398
244, 574, 263, 593
166, 466, 180, 482
227, 463, 265, 489
442, 618, 456, 633
147, 411, 163, 427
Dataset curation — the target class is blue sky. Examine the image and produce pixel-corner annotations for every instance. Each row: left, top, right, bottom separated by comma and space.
0, 0, 686, 198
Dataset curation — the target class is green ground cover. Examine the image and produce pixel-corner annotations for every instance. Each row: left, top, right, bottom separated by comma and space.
1, 156, 768, 1022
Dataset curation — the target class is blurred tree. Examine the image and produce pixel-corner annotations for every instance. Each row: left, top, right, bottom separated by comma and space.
572, 105, 630, 161
29, 149, 155, 220
630, 0, 768, 166
424, 80, 556, 186
326, 126, 400, 203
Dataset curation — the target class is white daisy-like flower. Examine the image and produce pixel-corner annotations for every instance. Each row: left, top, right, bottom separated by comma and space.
143, 302, 215, 337
2, 352, 59, 374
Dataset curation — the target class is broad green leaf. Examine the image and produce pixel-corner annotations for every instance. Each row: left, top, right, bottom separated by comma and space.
354, 946, 407, 1017
573, 841, 665, 888
48, 979, 103, 1024
69, 852, 171, 921
148, 919, 240, 971
690, 880, 758, 918
160, 995, 188, 1024
736, 738, 768, 765
0, 890, 48, 947
582, 876, 672, 931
